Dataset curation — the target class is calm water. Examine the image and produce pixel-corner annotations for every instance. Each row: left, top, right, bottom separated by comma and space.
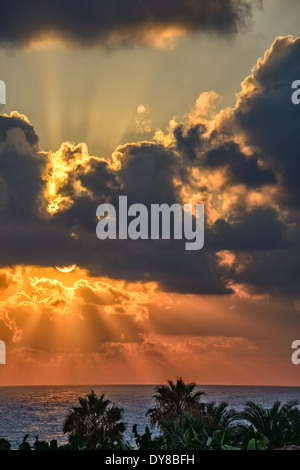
1, 384, 300, 449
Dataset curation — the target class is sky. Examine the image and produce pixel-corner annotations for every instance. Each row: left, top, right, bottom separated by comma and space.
1, 0, 300, 386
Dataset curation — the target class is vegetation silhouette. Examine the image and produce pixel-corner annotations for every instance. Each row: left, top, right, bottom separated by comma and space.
2, 378, 300, 450
146, 377, 206, 428
63, 390, 126, 449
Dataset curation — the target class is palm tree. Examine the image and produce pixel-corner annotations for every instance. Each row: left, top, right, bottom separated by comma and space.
203, 401, 239, 434
239, 400, 300, 448
63, 390, 126, 449
146, 377, 205, 428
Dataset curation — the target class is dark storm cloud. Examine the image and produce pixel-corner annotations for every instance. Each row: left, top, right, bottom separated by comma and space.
113, 142, 185, 206
208, 207, 289, 251
0, 107, 292, 296
49, 141, 230, 294
233, 36, 300, 207
2, 35, 300, 297
222, 234, 300, 296
0, 114, 43, 223
84, 237, 231, 295
149, 34, 300, 296
201, 35, 300, 294
173, 123, 276, 188
0, 114, 232, 294
0, 0, 255, 48
174, 124, 205, 162
203, 141, 276, 188
0, 115, 38, 145
0, 115, 92, 267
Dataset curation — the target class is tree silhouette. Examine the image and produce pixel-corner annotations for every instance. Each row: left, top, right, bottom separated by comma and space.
63, 390, 126, 449
146, 377, 205, 428
203, 401, 239, 435
240, 400, 300, 448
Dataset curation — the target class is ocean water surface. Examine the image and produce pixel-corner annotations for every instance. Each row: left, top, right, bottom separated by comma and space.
1, 384, 300, 449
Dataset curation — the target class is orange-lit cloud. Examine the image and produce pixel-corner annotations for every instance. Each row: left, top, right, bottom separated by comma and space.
43, 141, 104, 214
0, 266, 298, 386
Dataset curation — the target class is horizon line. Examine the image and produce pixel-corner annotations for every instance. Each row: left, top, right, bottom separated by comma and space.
1, 383, 300, 388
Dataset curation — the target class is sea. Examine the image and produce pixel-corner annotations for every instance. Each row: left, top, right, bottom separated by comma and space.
1, 384, 300, 449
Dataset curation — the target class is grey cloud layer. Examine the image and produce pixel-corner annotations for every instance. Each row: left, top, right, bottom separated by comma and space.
0, 0, 255, 47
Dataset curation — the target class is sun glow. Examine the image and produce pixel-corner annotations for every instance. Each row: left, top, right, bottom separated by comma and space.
43, 141, 100, 214
55, 264, 76, 273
